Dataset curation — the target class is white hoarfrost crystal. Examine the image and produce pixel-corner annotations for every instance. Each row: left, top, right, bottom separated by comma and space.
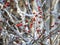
0, 0, 60, 45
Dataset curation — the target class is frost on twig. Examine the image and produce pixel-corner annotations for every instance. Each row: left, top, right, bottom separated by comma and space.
0, 0, 60, 45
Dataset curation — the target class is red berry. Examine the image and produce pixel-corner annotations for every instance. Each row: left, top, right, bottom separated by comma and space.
38, 6, 40, 8
39, 15, 43, 18
24, 25, 27, 27
32, 17, 36, 21
38, 8, 41, 11
25, 19, 28, 23
38, 6, 41, 11
35, 15, 38, 17
30, 23, 33, 28
3, 5, 6, 8
39, 12, 42, 15
6, 2, 10, 6
15, 40, 19, 43
38, 21, 41, 24
16, 23, 23, 27
28, 30, 30, 33
36, 30, 40, 32
40, 11, 42, 13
